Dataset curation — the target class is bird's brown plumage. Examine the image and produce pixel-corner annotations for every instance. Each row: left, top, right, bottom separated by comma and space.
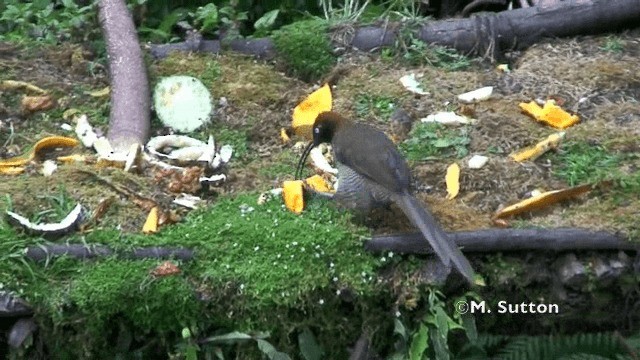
300, 111, 476, 284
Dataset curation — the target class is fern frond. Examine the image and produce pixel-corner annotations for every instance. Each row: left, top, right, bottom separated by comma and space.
496, 333, 629, 360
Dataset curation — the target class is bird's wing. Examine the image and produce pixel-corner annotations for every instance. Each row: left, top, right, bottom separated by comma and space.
333, 123, 411, 193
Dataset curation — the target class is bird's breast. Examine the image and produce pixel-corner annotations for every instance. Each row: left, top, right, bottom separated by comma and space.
334, 162, 393, 211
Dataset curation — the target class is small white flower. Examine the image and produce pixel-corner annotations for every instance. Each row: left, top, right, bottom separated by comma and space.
332, 277, 338, 282
240, 284, 245, 290
319, 299, 325, 305
381, 257, 387, 262
336, 290, 341, 295
233, 243, 238, 247
388, 251, 394, 258
315, 253, 320, 258
292, 241, 298, 246
330, 262, 335, 268
300, 247, 305, 252
395, 311, 401, 317
254, 246, 260, 251
277, 253, 282, 258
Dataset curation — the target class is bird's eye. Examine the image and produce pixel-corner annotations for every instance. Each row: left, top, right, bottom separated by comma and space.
314, 127, 320, 134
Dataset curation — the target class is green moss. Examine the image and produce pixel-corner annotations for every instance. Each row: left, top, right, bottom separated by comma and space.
92, 193, 379, 309
271, 19, 336, 82
65, 259, 200, 332
1, 193, 389, 357
152, 53, 222, 89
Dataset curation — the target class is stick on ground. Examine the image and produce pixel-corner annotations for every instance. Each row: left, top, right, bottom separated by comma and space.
365, 228, 639, 254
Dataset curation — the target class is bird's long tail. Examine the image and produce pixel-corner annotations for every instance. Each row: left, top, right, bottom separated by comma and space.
395, 194, 475, 284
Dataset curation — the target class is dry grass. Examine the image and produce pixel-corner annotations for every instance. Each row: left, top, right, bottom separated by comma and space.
1, 29, 639, 239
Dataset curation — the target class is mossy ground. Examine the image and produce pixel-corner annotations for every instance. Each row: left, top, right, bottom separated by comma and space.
0, 194, 390, 358
1, 27, 640, 358
271, 19, 335, 82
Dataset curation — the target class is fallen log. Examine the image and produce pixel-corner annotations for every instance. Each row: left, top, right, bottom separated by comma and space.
149, 0, 640, 61
0, 291, 33, 318
149, 38, 276, 60
8, 318, 37, 349
24, 244, 194, 262
365, 228, 639, 254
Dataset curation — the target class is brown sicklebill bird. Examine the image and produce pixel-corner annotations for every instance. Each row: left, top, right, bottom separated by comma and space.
296, 111, 475, 284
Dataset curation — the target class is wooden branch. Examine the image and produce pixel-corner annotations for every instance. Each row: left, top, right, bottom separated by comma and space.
25, 244, 195, 262
149, 0, 640, 63
8, 318, 37, 349
98, 0, 150, 152
365, 228, 639, 255
129, 247, 195, 260
150, 38, 276, 60
0, 291, 33, 317
415, 0, 640, 59
348, 331, 377, 360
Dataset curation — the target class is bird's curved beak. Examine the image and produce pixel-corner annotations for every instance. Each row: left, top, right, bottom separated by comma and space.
295, 142, 315, 180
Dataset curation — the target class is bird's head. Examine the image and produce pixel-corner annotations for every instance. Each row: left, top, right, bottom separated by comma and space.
312, 111, 346, 146
295, 111, 348, 180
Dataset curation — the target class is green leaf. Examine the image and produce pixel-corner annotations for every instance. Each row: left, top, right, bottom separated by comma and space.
61, 0, 76, 9
214, 347, 224, 360
394, 318, 408, 340
235, 11, 248, 21
158, 8, 188, 34
461, 313, 478, 343
254, 9, 280, 31
430, 328, 450, 360
409, 324, 429, 360
200, 331, 268, 344
185, 345, 198, 360
195, 3, 218, 32
257, 339, 292, 360
432, 138, 454, 148
434, 307, 449, 338
298, 327, 325, 360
